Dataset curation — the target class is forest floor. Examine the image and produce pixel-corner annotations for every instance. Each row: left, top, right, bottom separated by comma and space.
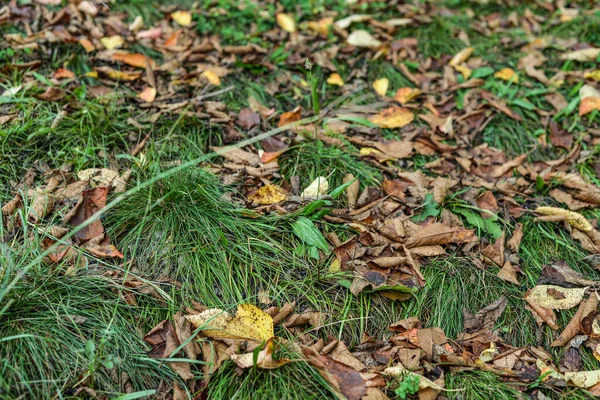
2, 0, 600, 399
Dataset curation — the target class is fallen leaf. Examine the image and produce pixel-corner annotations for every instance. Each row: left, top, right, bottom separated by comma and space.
369, 106, 414, 129
372, 78, 389, 96
112, 52, 155, 69
67, 187, 108, 242
230, 339, 290, 369
28, 193, 55, 223
139, 87, 156, 103
580, 97, 600, 117
129, 16, 144, 32
202, 70, 221, 86
334, 14, 372, 29
79, 38, 95, 52
394, 87, 421, 104
186, 304, 274, 342
279, 106, 302, 127
449, 47, 474, 67
276, 13, 296, 33
525, 285, 587, 310
301, 177, 328, 197
100, 35, 124, 50
53, 68, 75, 79
36, 87, 65, 101
347, 30, 381, 48
560, 48, 600, 62
238, 108, 261, 130
494, 67, 518, 83
248, 185, 287, 205
405, 223, 476, 248
171, 11, 192, 27
327, 73, 344, 86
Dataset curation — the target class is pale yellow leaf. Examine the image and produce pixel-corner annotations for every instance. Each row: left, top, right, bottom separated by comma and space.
449, 47, 474, 67
494, 67, 518, 83
372, 78, 389, 96
100, 35, 124, 50
526, 285, 587, 310
347, 30, 381, 48
171, 10, 192, 27
185, 304, 274, 341
301, 177, 329, 197
276, 13, 296, 33
248, 185, 287, 205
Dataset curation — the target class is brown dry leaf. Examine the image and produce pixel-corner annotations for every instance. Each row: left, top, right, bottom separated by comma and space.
276, 13, 296, 33
540, 262, 599, 287
306, 352, 367, 400
344, 174, 360, 208
171, 10, 192, 26
405, 223, 476, 248
248, 185, 287, 205
279, 106, 302, 127
490, 154, 527, 178
95, 67, 142, 81
552, 294, 598, 347
497, 262, 519, 285
112, 52, 155, 69
373, 78, 389, 96
394, 87, 422, 104
100, 35, 124, 50
28, 193, 55, 223
238, 108, 260, 130
432, 177, 457, 204
230, 339, 290, 369
78, 168, 126, 191
526, 285, 587, 310
373, 140, 413, 159
67, 187, 108, 242
327, 73, 344, 86
36, 87, 65, 101
185, 304, 274, 342
494, 68, 518, 83
369, 106, 414, 129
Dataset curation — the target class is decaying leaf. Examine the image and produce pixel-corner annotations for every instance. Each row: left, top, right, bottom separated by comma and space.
100, 35, 124, 50
560, 48, 600, 62
301, 177, 329, 197
327, 73, 344, 86
185, 304, 274, 341
449, 47, 474, 67
171, 10, 192, 26
494, 67, 518, 83
230, 339, 290, 369
525, 285, 587, 310
394, 87, 421, 104
248, 185, 287, 205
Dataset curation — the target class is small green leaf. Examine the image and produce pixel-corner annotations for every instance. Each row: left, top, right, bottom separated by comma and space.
412, 194, 440, 222
471, 67, 495, 79
509, 98, 535, 111
292, 216, 329, 252
330, 180, 355, 199
334, 115, 379, 127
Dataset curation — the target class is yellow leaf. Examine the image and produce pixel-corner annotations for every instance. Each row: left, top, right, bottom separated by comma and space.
85, 71, 99, 78
185, 304, 274, 341
301, 177, 328, 197
202, 70, 221, 86
394, 87, 421, 104
372, 78, 389, 96
526, 285, 587, 310
449, 47, 474, 67
453, 64, 472, 80
478, 342, 498, 363
171, 10, 192, 27
100, 35, 124, 50
535, 206, 592, 231
327, 73, 344, 86
276, 13, 296, 33
584, 70, 600, 82
369, 106, 414, 129
230, 339, 290, 369
494, 67, 518, 83
139, 87, 157, 103
306, 17, 333, 36
560, 48, 600, 62
248, 184, 287, 205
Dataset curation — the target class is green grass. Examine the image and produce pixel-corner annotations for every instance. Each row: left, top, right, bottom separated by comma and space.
0, 236, 173, 398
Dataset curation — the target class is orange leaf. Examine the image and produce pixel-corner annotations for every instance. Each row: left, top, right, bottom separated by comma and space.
278, 106, 302, 127
112, 52, 156, 69
580, 97, 600, 116
54, 68, 75, 79
139, 87, 157, 102
164, 30, 182, 47
79, 38, 95, 53
394, 87, 421, 104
